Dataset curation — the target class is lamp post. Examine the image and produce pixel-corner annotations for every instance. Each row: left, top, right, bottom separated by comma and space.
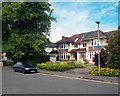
96, 21, 100, 72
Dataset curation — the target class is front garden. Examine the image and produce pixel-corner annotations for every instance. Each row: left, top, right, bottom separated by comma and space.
37, 61, 92, 72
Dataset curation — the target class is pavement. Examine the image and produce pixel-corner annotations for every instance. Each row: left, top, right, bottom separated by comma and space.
38, 65, 119, 84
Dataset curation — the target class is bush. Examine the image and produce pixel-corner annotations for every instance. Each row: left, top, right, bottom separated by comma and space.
56, 55, 59, 61
46, 61, 53, 65
84, 59, 89, 64
93, 49, 109, 68
3, 61, 13, 66
55, 61, 61, 65
37, 63, 75, 71
37, 61, 92, 71
88, 66, 120, 77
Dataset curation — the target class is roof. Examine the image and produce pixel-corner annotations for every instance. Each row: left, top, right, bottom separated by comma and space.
46, 42, 57, 48
49, 50, 58, 54
104, 30, 117, 37
55, 30, 117, 44
56, 33, 86, 44
83, 30, 106, 40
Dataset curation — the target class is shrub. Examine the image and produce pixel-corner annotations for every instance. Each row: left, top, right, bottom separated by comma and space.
46, 61, 53, 65
88, 66, 120, 77
56, 55, 59, 61
3, 61, 13, 66
93, 49, 109, 68
55, 61, 61, 65
37, 63, 75, 71
60, 62, 68, 65
84, 59, 89, 64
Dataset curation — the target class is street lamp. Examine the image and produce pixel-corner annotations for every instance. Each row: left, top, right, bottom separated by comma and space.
96, 21, 100, 72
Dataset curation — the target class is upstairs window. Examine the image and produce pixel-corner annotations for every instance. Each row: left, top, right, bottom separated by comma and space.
74, 38, 79, 42
83, 43, 86, 48
59, 43, 67, 49
74, 44, 78, 48
90, 39, 93, 46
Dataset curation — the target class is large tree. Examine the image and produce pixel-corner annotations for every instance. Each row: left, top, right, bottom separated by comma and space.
2, 2, 56, 63
107, 30, 120, 69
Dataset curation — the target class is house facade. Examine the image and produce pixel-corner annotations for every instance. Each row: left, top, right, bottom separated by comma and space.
46, 30, 116, 63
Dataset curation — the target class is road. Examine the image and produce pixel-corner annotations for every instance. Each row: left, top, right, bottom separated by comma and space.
2, 67, 118, 94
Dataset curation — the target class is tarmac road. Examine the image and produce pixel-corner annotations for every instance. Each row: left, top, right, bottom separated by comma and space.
2, 67, 118, 94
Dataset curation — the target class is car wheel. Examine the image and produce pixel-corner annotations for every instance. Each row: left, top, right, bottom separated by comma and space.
22, 69, 25, 74
35, 70, 38, 73
14, 69, 17, 72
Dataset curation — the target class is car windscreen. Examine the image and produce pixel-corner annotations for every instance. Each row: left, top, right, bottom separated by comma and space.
22, 62, 33, 66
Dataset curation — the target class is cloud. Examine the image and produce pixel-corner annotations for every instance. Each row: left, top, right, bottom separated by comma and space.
101, 2, 118, 14
49, 2, 118, 43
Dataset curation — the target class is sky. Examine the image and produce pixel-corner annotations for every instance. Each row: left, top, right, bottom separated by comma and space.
49, 1, 118, 43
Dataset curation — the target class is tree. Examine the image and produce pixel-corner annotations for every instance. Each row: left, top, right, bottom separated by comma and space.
107, 30, 120, 69
2, 2, 56, 63
93, 31, 120, 69
93, 49, 109, 67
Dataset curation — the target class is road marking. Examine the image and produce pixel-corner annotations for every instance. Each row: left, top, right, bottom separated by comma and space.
39, 73, 118, 85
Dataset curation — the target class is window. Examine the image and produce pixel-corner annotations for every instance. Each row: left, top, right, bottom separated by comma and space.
90, 51, 93, 59
59, 53, 67, 60
74, 38, 79, 42
90, 51, 98, 59
89, 39, 93, 46
59, 43, 67, 49
94, 40, 96, 45
83, 43, 86, 47
74, 44, 78, 48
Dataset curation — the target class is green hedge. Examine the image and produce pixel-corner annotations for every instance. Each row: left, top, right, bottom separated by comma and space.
37, 61, 92, 71
37, 64, 75, 71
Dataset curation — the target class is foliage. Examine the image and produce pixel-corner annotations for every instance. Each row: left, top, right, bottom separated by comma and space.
106, 30, 120, 69
88, 66, 120, 77
37, 61, 92, 71
3, 61, 13, 66
56, 55, 59, 61
2, 2, 56, 62
46, 61, 53, 65
55, 61, 61, 65
93, 49, 109, 68
26, 54, 50, 66
67, 55, 70, 60
84, 59, 89, 64
37, 63, 75, 71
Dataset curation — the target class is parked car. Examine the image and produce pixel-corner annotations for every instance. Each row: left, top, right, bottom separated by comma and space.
13, 62, 38, 74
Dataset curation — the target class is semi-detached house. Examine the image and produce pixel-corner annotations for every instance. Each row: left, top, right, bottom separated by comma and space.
45, 30, 116, 63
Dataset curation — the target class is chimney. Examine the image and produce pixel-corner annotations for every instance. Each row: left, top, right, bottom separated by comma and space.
62, 36, 65, 39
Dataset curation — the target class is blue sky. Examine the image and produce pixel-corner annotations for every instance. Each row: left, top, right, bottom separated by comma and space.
49, 2, 118, 43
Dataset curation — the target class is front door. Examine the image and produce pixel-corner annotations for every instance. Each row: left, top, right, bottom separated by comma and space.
74, 52, 77, 60
81, 52, 86, 62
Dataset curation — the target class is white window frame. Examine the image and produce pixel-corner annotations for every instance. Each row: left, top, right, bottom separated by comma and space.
74, 44, 78, 48
59, 53, 67, 60
83, 43, 86, 48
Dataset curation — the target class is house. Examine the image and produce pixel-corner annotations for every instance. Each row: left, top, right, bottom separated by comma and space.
45, 30, 116, 63
45, 42, 58, 63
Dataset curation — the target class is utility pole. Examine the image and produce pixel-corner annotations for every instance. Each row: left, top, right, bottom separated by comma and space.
96, 21, 100, 72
